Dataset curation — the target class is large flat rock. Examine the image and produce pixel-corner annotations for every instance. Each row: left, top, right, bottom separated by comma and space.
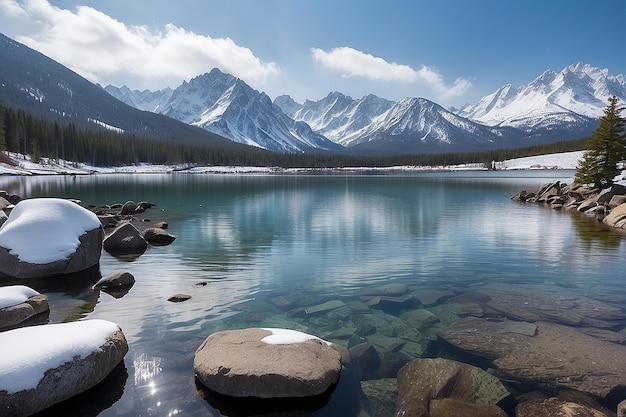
437, 317, 626, 398
469, 284, 626, 328
194, 328, 342, 398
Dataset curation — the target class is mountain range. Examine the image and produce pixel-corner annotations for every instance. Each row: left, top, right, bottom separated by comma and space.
107, 62, 626, 155
1, 31, 625, 156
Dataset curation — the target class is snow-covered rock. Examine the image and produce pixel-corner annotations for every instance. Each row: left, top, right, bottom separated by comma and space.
0, 285, 49, 329
194, 328, 341, 398
0, 319, 128, 416
0, 198, 103, 279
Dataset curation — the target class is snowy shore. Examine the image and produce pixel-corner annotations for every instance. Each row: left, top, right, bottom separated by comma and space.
0, 151, 584, 176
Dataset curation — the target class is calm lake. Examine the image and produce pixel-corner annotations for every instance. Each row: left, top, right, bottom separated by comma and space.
1, 170, 625, 416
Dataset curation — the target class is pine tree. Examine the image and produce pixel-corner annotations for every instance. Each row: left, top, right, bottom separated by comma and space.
575, 96, 626, 188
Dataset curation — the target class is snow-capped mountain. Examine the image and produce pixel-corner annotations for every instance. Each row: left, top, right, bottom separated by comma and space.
106, 62, 626, 156
275, 92, 394, 146
107, 69, 341, 153
456, 63, 626, 137
276, 93, 518, 153
105, 85, 173, 113
346, 97, 520, 154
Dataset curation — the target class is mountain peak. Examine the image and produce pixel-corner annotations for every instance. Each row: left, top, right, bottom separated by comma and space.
565, 62, 605, 75
455, 63, 626, 133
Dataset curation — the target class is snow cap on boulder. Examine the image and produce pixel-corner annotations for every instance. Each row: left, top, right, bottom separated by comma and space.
0, 198, 103, 279
0, 319, 128, 416
0, 285, 49, 329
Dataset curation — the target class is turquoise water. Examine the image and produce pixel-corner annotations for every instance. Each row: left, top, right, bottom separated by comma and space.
1, 171, 625, 416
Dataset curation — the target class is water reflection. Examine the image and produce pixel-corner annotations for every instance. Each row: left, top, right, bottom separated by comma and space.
571, 211, 622, 249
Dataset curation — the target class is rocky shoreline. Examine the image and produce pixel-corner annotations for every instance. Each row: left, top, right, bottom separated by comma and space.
2, 191, 626, 416
512, 180, 626, 230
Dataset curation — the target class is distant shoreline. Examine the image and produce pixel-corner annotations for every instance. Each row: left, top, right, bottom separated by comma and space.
0, 151, 583, 177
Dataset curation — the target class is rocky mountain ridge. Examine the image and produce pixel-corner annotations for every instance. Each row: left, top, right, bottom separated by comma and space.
106, 69, 341, 153
108, 63, 626, 155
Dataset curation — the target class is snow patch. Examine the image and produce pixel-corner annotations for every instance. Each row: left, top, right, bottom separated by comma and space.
261, 328, 331, 345
0, 319, 120, 394
87, 118, 124, 134
0, 198, 101, 264
495, 151, 583, 170
0, 285, 40, 309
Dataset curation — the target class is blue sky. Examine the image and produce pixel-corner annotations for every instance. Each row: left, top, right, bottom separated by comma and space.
1, 0, 625, 108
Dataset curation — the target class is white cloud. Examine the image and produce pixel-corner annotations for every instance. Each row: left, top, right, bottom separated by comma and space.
311, 46, 471, 98
0, 0, 280, 88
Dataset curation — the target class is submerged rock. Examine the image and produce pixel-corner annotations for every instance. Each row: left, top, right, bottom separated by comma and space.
472, 284, 626, 328
360, 379, 398, 417
412, 288, 454, 306
304, 300, 346, 315
349, 342, 381, 380
194, 328, 342, 398
437, 317, 626, 398
516, 397, 611, 417
395, 358, 509, 417
429, 398, 508, 417
362, 294, 415, 308
358, 283, 410, 297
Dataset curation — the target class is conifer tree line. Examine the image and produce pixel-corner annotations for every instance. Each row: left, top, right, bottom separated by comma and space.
575, 96, 626, 188
0, 98, 590, 169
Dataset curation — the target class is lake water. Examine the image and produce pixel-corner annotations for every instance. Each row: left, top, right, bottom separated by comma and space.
1, 170, 625, 416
